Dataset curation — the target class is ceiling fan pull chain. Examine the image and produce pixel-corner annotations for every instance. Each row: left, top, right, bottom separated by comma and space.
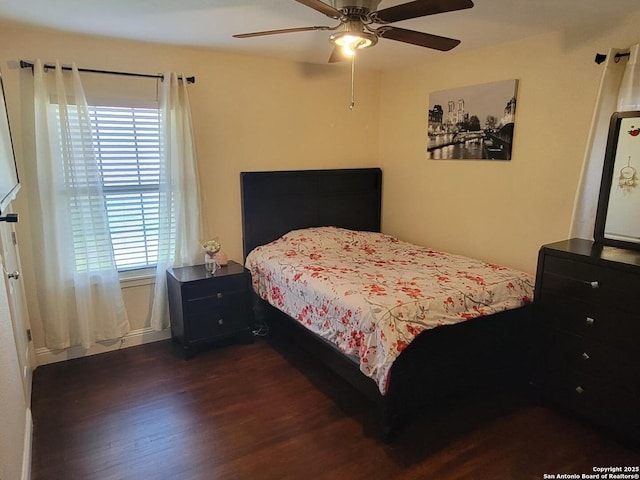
349, 54, 356, 110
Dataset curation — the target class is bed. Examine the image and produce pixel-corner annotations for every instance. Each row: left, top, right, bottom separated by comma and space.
241, 168, 535, 440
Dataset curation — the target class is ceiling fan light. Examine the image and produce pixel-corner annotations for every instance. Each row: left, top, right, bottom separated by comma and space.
330, 31, 377, 55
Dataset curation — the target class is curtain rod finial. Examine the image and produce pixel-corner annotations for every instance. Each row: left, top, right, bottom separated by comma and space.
595, 53, 607, 64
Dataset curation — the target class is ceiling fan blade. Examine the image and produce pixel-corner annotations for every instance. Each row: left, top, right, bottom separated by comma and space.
376, 26, 461, 51
374, 0, 474, 24
295, 0, 342, 19
233, 25, 333, 38
328, 46, 350, 63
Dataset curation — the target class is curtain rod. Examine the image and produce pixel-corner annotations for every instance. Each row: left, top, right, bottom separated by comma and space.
594, 51, 630, 65
19, 60, 195, 84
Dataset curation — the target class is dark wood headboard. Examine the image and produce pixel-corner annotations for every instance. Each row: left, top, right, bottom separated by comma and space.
241, 168, 382, 259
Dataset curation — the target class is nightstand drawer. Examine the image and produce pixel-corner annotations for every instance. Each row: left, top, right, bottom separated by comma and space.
188, 308, 249, 341
186, 290, 249, 315
183, 274, 248, 299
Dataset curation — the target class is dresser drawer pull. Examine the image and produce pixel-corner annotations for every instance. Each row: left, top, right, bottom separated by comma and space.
218, 318, 224, 325
585, 317, 595, 326
581, 352, 590, 361
217, 292, 223, 299
582, 280, 599, 289
575, 386, 584, 394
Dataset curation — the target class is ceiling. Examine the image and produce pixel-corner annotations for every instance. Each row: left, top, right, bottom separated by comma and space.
1, 0, 640, 70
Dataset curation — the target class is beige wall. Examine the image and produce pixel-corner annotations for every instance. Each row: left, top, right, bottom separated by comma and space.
0, 24, 381, 353
379, 13, 640, 274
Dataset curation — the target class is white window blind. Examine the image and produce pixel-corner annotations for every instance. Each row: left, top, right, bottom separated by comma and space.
89, 106, 162, 271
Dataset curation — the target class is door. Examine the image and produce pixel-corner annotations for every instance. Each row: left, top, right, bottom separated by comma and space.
0, 255, 30, 480
0, 206, 33, 402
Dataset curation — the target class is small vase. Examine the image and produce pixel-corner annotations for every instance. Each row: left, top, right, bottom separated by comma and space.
204, 254, 219, 273
215, 251, 228, 266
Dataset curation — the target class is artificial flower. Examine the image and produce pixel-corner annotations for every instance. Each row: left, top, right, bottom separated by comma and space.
202, 238, 221, 256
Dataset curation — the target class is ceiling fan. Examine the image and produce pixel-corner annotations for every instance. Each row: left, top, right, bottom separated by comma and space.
233, 0, 475, 63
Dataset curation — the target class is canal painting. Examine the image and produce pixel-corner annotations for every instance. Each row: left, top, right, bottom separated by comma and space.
427, 79, 518, 160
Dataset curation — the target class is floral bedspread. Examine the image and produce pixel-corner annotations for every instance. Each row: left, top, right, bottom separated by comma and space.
245, 227, 534, 394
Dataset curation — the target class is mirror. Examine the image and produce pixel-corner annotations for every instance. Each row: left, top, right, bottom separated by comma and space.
594, 111, 640, 250
0, 71, 19, 215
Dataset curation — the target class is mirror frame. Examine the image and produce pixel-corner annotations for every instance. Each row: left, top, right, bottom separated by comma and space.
0, 71, 20, 215
594, 110, 640, 251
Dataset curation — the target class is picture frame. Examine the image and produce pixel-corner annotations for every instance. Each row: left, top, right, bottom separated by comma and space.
427, 79, 518, 160
594, 110, 640, 250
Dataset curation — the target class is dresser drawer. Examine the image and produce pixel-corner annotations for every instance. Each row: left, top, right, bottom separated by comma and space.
540, 256, 639, 313
536, 297, 640, 350
539, 330, 640, 395
539, 370, 640, 439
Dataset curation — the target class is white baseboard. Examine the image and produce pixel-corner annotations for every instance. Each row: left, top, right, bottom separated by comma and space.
22, 408, 32, 480
35, 327, 171, 367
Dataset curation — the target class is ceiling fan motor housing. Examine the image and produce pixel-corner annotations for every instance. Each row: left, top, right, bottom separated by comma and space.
331, 0, 382, 16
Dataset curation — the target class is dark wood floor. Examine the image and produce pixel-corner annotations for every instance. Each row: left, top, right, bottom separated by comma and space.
31, 335, 638, 480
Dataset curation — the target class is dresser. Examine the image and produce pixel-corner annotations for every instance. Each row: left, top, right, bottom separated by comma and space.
167, 260, 254, 358
534, 239, 640, 440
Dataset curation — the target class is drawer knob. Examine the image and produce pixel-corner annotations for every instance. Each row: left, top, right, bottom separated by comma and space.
589, 281, 599, 289
581, 352, 590, 361
218, 318, 224, 325
575, 386, 584, 394
217, 292, 223, 299
585, 317, 595, 326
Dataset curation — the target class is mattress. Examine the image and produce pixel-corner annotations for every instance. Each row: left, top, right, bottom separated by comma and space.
245, 227, 534, 394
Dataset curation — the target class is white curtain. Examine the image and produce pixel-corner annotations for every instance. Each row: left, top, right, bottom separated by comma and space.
30, 60, 129, 349
570, 44, 640, 239
149, 72, 202, 331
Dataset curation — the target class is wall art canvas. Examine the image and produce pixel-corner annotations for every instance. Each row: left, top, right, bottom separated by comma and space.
427, 79, 518, 160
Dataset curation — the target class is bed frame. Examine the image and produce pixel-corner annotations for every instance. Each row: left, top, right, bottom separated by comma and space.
241, 168, 533, 440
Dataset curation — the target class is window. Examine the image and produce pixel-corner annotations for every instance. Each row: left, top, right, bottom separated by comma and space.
89, 106, 162, 271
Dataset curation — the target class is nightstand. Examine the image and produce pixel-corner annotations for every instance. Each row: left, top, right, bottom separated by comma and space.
167, 260, 254, 358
